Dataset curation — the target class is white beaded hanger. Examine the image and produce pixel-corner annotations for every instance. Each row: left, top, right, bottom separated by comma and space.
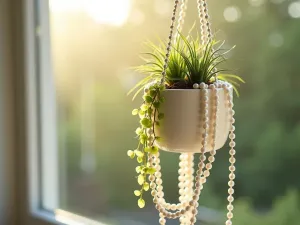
150, 1, 237, 225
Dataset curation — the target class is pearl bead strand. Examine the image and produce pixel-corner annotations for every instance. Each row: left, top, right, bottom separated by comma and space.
151, 153, 188, 217
175, 0, 188, 40
189, 83, 219, 224
224, 84, 236, 225
179, 153, 187, 225
148, 83, 236, 225
198, 0, 212, 45
187, 87, 210, 225
179, 153, 194, 225
149, 88, 210, 220
161, 0, 180, 85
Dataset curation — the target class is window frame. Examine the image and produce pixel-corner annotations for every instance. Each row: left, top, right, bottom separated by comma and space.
13, 0, 108, 224
15, 0, 61, 223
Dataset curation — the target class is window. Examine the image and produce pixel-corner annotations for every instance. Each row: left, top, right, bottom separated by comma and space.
20, 0, 300, 225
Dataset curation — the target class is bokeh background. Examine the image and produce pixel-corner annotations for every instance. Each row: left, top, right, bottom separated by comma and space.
49, 0, 300, 224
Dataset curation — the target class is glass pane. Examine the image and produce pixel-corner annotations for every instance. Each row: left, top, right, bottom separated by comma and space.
48, 0, 300, 224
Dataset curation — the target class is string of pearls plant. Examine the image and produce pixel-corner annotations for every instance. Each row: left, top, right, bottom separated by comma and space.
128, 83, 165, 208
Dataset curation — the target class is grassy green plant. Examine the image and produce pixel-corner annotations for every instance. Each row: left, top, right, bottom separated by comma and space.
177, 33, 223, 84
129, 37, 187, 100
129, 32, 244, 99
218, 73, 245, 97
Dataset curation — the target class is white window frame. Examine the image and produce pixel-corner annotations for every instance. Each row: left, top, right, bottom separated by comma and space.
1, 0, 108, 224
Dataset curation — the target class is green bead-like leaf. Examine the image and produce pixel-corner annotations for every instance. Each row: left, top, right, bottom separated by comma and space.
142, 167, 148, 174
134, 150, 144, 158
147, 108, 153, 115
153, 101, 160, 109
144, 96, 153, 104
132, 109, 139, 115
139, 134, 147, 144
141, 104, 148, 111
137, 157, 143, 163
140, 118, 152, 128
135, 127, 143, 135
144, 147, 151, 152
150, 146, 159, 155
138, 175, 144, 185
143, 182, 150, 191
134, 190, 141, 196
159, 96, 165, 103
149, 90, 157, 97
139, 110, 145, 117
147, 167, 156, 175
136, 166, 142, 173
127, 150, 135, 159
138, 198, 145, 208
158, 113, 164, 120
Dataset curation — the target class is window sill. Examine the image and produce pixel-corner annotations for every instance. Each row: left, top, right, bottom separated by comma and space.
32, 209, 107, 225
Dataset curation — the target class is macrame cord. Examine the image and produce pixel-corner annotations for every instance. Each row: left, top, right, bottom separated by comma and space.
151, 1, 236, 225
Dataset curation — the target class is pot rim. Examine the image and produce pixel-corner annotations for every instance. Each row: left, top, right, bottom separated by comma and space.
163, 87, 232, 91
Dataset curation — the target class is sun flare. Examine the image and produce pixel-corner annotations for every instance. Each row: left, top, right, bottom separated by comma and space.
49, 0, 132, 26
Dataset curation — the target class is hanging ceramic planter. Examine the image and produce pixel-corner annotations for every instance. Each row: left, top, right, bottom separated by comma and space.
154, 87, 232, 153
127, 0, 244, 225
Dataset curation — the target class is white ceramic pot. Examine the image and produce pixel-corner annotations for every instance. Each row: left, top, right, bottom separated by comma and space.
154, 87, 233, 153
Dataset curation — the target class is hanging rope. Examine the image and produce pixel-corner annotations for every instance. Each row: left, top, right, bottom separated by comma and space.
197, 0, 213, 45
161, 0, 217, 84
150, 3, 234, 225
175, 0, 189, 39
161, 0, 180, 85
197, 0, 218, 80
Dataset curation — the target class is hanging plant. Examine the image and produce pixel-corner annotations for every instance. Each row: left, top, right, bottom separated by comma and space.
127, 0, 244, 225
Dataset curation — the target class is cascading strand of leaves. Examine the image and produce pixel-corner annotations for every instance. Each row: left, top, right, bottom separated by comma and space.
127, 83, 165, 208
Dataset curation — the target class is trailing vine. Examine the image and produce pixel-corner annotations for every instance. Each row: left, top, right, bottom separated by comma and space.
127, 83, 165, 208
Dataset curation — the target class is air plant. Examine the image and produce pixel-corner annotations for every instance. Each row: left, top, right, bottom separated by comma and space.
129, 36, 187, 99
129, 31, 244, 99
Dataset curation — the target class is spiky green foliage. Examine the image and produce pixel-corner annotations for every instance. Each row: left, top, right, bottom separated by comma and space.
129, 37, 187, 99
129, 31, 244, 99
218, 74, 245, 97
177, 33, 245, 94
178, 33, 225, 84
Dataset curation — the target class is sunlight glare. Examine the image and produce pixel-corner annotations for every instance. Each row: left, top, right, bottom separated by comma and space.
270, 0, 286, 4
85, 0, 131, 26
288, 1, 300, 18
223, 6, 241, 23
49, 0, 132, 26
248, 0, 266, 7
154, 0, 172, 16
49, 0, 84, 12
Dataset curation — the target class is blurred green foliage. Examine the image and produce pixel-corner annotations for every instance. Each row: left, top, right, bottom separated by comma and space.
233, 190, 300, 225
52, 0, 300, 223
